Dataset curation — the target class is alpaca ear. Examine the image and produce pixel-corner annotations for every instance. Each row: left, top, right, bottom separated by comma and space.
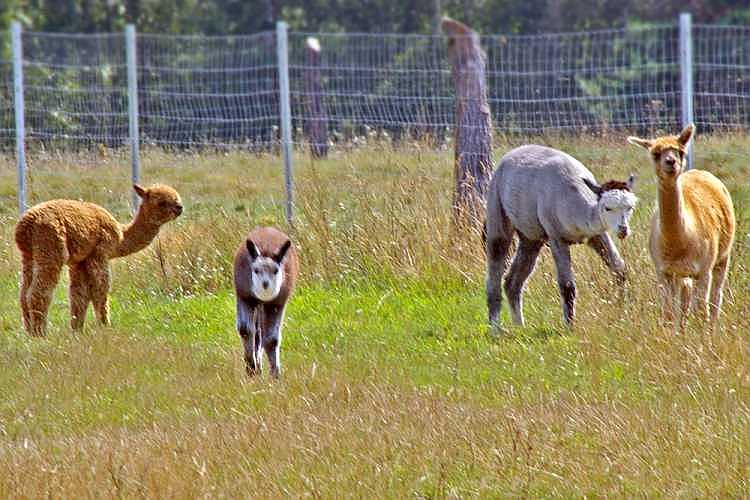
133, 184, 147, 198
678, 123, 695, 145
626, 174, 636, 190
246, 239, 260, 260
274, 240, 291, 264
583, 177, 602, 196
626, 136, 652, 149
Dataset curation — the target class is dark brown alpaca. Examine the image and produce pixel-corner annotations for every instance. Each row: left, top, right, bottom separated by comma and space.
233, 227, 299, 378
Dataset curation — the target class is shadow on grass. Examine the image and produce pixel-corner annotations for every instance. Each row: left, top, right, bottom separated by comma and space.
487, 323, 562, 344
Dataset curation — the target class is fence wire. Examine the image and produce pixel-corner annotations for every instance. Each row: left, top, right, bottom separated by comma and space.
483, 25, 681, 133
22, 31, 128, 148
289, 32, 452, 148
694, 24, 750, 131
138, 31, 278, 150
0, 23, 749, 154
0, 53, 12, 151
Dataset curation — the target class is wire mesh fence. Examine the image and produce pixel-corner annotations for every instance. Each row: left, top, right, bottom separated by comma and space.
22, 31, 129, 149
483, 25, 682, 133
0, 20, 749, 155
1, 49, 15, 150
288, 32, 453, 149
694, 24, 750, 131
138, 31, 278, 150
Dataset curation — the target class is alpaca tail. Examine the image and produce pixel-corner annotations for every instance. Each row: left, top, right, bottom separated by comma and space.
14, 215, 33, 255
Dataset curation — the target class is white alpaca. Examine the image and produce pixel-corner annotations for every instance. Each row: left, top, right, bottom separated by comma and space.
485, 145, 637, 326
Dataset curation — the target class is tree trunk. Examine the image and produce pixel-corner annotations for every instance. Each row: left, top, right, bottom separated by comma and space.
304, 37, 329, 158
442, 17, 493, 225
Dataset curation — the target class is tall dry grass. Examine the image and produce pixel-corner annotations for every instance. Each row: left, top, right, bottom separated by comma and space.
0, 135, 748, 496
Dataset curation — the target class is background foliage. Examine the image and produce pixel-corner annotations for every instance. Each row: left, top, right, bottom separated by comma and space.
2, 0, 750, 36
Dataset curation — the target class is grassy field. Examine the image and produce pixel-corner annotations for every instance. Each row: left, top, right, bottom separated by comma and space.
0, 135, 748, 497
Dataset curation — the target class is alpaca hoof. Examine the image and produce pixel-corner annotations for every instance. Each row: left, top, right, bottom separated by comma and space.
614, 271, 627, 288
488, 322, 507, 339
510, 312, 525, 326
245, 358, 260, 377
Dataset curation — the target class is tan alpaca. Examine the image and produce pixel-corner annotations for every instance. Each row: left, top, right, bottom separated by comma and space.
15, 184, 183, 336
628, 124, 735, 331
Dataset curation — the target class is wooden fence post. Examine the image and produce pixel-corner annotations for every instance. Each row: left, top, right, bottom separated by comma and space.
442, 17, 492, 225
304, 37, 328, 159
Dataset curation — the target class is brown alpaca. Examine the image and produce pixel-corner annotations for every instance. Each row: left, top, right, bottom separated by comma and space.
628, 124, 735, 332
15, 184, 183, 336
233, 227, 298, 378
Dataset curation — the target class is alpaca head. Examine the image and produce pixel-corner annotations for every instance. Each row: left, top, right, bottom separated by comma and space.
583, 175, 637, 239
627, 123, 694, 182
133, 184, 183, 225
246, 238, 291, 302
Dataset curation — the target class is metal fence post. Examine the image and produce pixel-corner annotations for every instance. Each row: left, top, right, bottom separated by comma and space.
126, 24, 141, 211
12, 21, 26, 215
276, 21, 294, 224
679, 12, 694, 169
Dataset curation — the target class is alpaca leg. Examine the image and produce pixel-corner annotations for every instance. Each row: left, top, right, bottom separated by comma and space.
85, 257, 111, 326
658, 274, 676, 327
486, 236, 513, 327
586, 234, 626, 286
691, 272, 712, 324
19, 254, 34, 333
485, 202, 514, 327
27, 256, 64, 337
550, 239, 576, 325
69, 263, 91, 330
261, 304, 286, 378
503, 236, 543, 326
237, 298, 260, 376
709, 258, 730, 331
678, 278, 692, 334
253, 308, 264, 373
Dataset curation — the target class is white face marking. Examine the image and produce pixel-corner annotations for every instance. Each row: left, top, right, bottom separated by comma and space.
599, 190, 638, 238
250, 256, 284, 302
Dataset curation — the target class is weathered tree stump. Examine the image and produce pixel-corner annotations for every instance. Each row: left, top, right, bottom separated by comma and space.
442, 17, 493, 226
304, 37, 329, 159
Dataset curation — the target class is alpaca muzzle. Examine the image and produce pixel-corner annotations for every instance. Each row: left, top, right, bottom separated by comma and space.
662, 165, 677, 176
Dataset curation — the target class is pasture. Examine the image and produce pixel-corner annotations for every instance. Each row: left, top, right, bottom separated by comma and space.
0, 135, 748, 497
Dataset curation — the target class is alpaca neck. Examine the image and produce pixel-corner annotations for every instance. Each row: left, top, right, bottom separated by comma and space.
113, 210, 162, 258
657, 178, 689, 245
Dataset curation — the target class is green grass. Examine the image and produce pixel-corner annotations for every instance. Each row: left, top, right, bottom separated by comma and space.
0, 136, 748, 497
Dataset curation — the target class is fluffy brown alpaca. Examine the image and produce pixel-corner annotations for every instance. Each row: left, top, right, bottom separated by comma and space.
628, 124, 735, 332
15, 184, 183, 336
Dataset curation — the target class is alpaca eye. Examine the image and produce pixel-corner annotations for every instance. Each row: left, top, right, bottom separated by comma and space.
253, 269, 259, 274
273, 268, 279, 275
